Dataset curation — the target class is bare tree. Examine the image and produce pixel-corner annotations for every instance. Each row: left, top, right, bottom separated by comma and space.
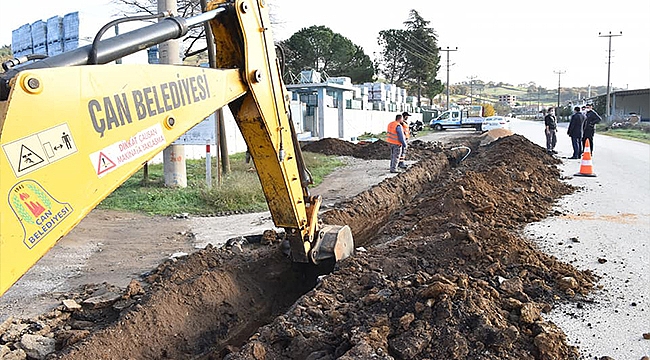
112, 0, 205, 59
112, 0, 281, 62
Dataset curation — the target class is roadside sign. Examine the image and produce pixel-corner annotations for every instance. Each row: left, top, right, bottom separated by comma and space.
173, 114, 215, 145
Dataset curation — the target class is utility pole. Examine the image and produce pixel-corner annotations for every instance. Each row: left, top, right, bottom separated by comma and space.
554, 70, 565, 109
468, 75, 477, 105
159, 0, 187, 187
439, 46, 457, 110
537, 87, 541, 117
200, 0, 229, 184
599, 31, 622, 121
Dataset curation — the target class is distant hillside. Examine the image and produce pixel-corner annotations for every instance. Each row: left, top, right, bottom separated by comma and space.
445, 82, 610, 108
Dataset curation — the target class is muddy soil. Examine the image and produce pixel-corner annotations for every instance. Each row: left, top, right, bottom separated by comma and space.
0, 134, 597, 360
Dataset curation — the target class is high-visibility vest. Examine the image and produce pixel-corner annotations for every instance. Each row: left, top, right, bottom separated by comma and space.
403, 122, 410, 139
386, 121, 402, 145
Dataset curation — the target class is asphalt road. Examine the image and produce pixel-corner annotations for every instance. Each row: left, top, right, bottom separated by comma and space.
510, 118, 650, 360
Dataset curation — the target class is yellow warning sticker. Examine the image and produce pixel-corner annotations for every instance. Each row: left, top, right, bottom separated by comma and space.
2, 124, 78, 178
8, 180, 73, 249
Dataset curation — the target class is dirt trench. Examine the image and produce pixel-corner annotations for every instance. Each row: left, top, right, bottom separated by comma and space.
1, 134, 596, 360
41, 140, 461, 360
220, 135, 596, 360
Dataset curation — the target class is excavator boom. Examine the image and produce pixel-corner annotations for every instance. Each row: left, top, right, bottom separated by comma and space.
0, 0, 352, 296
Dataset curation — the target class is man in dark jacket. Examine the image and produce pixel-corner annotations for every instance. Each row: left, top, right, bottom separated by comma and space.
568, 106, 586, 159
544, 107, 558, 154
582, 104, 602, 154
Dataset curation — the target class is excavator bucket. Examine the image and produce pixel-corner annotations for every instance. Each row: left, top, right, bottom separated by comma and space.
310, 225, 354, 264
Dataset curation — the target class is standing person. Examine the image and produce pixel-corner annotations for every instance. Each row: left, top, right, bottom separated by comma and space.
567, 106, 586, 159
386, 114, 407, 173
398, 112, 411, 169
544, 107, 558, 154
582, 103, 602, 154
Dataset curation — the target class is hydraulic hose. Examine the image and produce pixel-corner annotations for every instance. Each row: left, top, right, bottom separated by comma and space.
2, 54, 49, 71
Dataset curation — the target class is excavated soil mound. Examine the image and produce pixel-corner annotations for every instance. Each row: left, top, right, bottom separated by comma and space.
302, 138, 359, 157
0, 135, 596, 360
301, 138, 442, 161
226, 135, 595, 359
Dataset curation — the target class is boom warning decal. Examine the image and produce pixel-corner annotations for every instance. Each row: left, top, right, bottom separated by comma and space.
2, 124, 78, 178
89, 123, 166, 177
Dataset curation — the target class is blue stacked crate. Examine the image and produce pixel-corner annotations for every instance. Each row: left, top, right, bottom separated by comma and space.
11, 28, 21, 57
47, 16, 64, 56
147, 45, 159, 64
31, 20, 48, 55
11, 24, 33, 57
63, 12, 80, 52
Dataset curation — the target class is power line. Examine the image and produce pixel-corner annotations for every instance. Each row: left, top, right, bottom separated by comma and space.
389, 31, 438, 57
384, 31, 436, 64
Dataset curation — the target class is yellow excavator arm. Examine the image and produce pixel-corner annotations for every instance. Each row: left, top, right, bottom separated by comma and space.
0, 0, 353, 296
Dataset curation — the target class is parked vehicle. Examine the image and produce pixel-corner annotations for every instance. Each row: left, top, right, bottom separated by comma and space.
429, 107, 485, 131
408, 119, 424, 137
481, 116, 511, 132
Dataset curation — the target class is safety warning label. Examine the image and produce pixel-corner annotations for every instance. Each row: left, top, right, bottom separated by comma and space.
89, 124, 166, 177
2, 124, 78, 178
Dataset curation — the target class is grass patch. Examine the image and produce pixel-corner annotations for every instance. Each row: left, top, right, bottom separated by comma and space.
598, 123, 650, 144
98, 152, 344, 215
358, 132, 386, 141
302, 151, 345, 186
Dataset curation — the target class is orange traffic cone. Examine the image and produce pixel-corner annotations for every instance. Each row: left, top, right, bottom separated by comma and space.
574, 139, 597, 177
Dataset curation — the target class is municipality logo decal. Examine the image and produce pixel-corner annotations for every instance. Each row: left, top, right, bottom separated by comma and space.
8, 180, 73, 249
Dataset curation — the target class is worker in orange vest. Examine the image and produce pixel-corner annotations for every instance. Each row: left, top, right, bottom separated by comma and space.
398, 112, 411, 169
387, 114, 407, 173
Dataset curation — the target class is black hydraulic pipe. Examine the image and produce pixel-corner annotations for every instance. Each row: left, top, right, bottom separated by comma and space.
88, 11, 172, 65
0, 7, 225, 100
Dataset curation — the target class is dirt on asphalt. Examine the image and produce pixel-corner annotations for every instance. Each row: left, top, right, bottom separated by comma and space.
0, 133, 598, 360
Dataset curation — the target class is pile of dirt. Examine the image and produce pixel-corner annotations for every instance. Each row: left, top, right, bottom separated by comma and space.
0, 134, 596, 360
227, 135, 595, 359
302, 138, 359, 157
301, 138, 445, 161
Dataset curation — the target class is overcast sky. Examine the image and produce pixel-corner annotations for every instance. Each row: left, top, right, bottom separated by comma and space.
2, 0, 649, 90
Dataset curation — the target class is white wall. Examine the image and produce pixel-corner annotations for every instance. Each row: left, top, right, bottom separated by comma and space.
340, 110, 423, 140
150, 105, 424, 163
150, 107, 247, 164
322, 107, 340, 139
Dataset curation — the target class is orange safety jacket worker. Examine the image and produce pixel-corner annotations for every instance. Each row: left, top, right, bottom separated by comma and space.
403, 121, 410, 140
387, 120, 406, 146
